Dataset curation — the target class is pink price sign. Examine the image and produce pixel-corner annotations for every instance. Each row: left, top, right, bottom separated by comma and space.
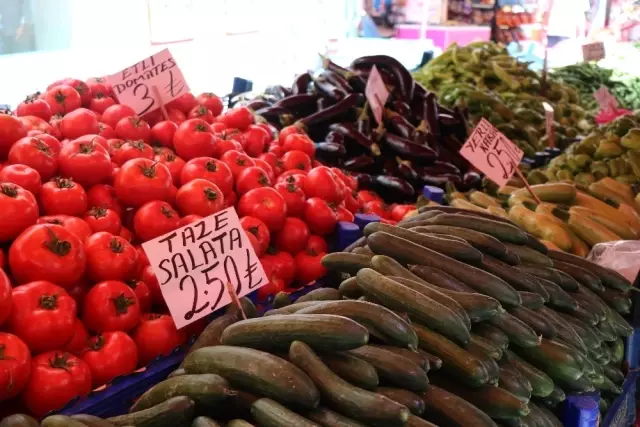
142, 207, 267, 329
459, 118, 524, 188
365, 65, 390, 125
594, 86, 619, 113
107, 48, 189, 116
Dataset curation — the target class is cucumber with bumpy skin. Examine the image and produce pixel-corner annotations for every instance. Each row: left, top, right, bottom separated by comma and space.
498, 365, 532, 402
322, 353, 379, 390
296, 288, 342, 303
251, 398, 320, 427
518, 291, 545, 310
108, 396, 195, 427
504, 351, 554, 398
426, 213, 529, 244
420, 385, 499, 427
489, 311, 541, 348
509, 306, 557, 339
473, 323, 509, 350
321, 253, 372, 274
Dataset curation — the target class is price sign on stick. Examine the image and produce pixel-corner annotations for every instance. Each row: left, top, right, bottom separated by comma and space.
142, 207, 267, 329
542, 102, 555, 147
582, 42, 606, 62
365, 65, 389, 125
594, 86, 619, 113
107, 49, 189, 116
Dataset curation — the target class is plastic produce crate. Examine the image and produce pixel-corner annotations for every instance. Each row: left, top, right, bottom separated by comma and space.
602, 370, 640, 427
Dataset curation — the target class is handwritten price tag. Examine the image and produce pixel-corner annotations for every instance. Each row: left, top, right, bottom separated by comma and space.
107, 49, 189, 116
142, 207, 267, 329
582, 42, 605, 62
459, 118, 524, 188
594, 86, 619, 112
365, 65, 390, 125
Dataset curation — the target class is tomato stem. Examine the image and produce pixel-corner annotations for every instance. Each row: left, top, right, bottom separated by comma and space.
111, 293, 135, 316
0, 344, 12, 360
89, 334, 105, 351
160, 205, 175, 218
44, 227, 72, 256
49, 352, 74, 372
54, 177, 75, 189
109, 238, 124, 254
89, 207, 107, 218
0, 184, 18, 198
205, 161, 218, 172
39, 294, 58, 310
203, 188, 218, 201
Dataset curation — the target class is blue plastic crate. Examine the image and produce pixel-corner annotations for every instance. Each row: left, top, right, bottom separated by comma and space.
601, 370, 639, 427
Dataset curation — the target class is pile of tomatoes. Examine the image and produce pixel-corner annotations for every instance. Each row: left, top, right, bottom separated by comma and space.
0, 76, 417, 418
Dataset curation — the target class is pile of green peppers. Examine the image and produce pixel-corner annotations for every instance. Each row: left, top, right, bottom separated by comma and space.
414, 42, 591, 157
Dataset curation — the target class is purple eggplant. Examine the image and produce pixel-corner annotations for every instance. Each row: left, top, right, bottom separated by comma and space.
292, 72, 312, 95
320, 54, 353, 78
461, 171, 482, 191
246, 99, 272, 111
384, 110, 415, 139
351, 172, 374, 189
325, 130, 345, 145
255, 106, 294, 129
344, 155, 377, 172
329, 122, 381, 156
312, 74, 348, 101
321, 70, 354, 95
373, 175, 415, 201
351, 55, 414, 102
424, 92, 440, 136
264, 85, 290, 100
422, 161, 461, 176
274, 94, 318, 118
418, 171, 462, 188
392, 101, 412, 118
396, 158, 420, 183
437, 144, 469, 173
297, 94, 362, 129
314, 142, 346, 162
438, 113, 460, 126
382, 133, 437, 161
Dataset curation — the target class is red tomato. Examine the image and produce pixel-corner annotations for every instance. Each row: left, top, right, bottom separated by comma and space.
60, 108, 99, 140
97, 122, 117, 139
336, 206, 355, 222
278, 170, 307, 187
83, 280, 141, 332
86, 77, 113, 97
304, 166, 344, 204
64, 319, 89, 356
261, 250, 296, 286
0, 333, 31, 401
110, 139, 154, 166
7, 136, 58, 181
0, 182, 39, 242
0, 114, 28, 159
0, 269, 10, 326
243, 125, 270, 157
87, 184, 123, 217
253, 158, 275, 182
126, 280, 152, 313
167, 93, 198, 114
237, 187, 287, 232
85, 232, 138, 282
295, 249, 327, 284
133, 201, 181, 242
240, 216, 270, 256
173, 119, 215, 160
212, 137, 243, 158
0, 248, 4, 271
120, 226, 134, 242
100, 104, 136, 128
84, 207, 122, 234
179, 214, 203, 227
132, 314, 187, 366
278, 125, 302, 145
114, 159, 172, 208
22, 351, 92, 417
187, 105, 214, 124
152, 151, 183, 186
281, 150, 311, 172
167, 108, 186, 124
274, 181, 306, 218
306, 235, 328, 253
211, 122, 226, 133
115, 116, 151, 143
256, 276, 285, 302
37, 214, 92, 242
0, 164, 42, 195
220, 150, 255, 180
58, 137, 113, 188
358, 190, 382, 204
56, 78, 93, 105
89, 94, 117, 115
48, 114, 64, 138
175, 179, 225, 217
258, 151, 278, 171
304, 197, 338, 235
139, 265, 164, 307
32, 133, 62, 154
220, 107, 254, 131
391, 204, 417, 222
196, 93, 223, 117
7, 281, 77, 352
363, 200, 391, 219
82, 331, 138, 387
16, 95, 52, 121
282, 133, 315, 159
343, 190, 362, 213
274, 217, 310, 254
44, 85, 82, 115
235, 166, 271, 195
150, 120, 178, 147
40, 177, 88, 216
224, 190, 237, 209
17, 115, 55, 136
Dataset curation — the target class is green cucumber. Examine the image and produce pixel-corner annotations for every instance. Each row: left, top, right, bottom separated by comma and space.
296, 299, 418, 349
352, 246, 374, 256
305, 407, 368, 427
533, 384, 566, 408
263, 301, 325, 316
572, 292, 607, 322
553, 268, 580, 292
504, 351, 554, 398
251, 398, 320, 427
226, 297, 258, 319
473, 324, 509, 350
367, 232, 521, 307
375, 387, 425, 415
108, 396, 195, 427
503, 243, 552, 266
600, 373, 623, 395
69, 416, 117, 427
604, 363, 625, 384
609, 338, 625, 363
513, 339, 584, 385
499, 366, 532, 402
596, 288, 632, 315
409, 264, 475, 292
130, 374, 231, 412
416, 205, 516, 224
179, 313, 238, 368
426, 213, 529, 244
551, 260, 604, 292
465, 337, 501, 384
535, 404, 563, 427
420, 350, 442, 370
432, 288, 502, 323
469, 334, 503, 360
192, 417, 222, 427
296, 288, 342, 303
538, 278, 578, 313
554, 312, 601, 349
509, 306, 557, 339
599, 398, 610, 414
517, 264, 564, 288
322, 353, 379, 390
289, 341, 410, 426
406, 415, 438, 427
221, 314, 369, 351
538, 307, 588, 353
0, 415, 40, 427
346, 345, 429, 392
518, 291, 545, 310
413, 323, 489, 388
182, 346, 319, 409
411, 224, 510, 260
479, 255, 549, 301
338, 276, 361, 298
547, 250, 631, 291
488, 311, 541, 348
370, 344, 430, 371
41, 416, 90, 427
560, 373, 595, 393
321, 253, 372, 274
272, 292, 291, 309
355, 268, 471, 346
227, 420, 255, 427
420, 385, 499, 427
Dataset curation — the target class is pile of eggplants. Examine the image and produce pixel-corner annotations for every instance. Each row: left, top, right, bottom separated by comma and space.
234, 55, 481, 202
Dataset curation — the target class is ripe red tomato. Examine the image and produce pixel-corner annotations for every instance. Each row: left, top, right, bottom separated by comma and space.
274, 217, 310, 254
22, 351, 92, 417
64, 318, 89, 356
86, 77, 113, 97
89, 94, 117, 115
305, 166, 345, 204
97, 122, 117, 139
100, 104, 136, 128
179, 158, 233, 196
154, 151, 185, 186
179, 214, 203, 227
0, 269, 10, 326
220, 150, 255, 179
304, 197, 338, 235
281, 150, 312, 172
7, 281, 77, 352
343, 190, 362, 213
0, 333, 31, 401
0, 182, 39, 242
336, 206, 355, 222
0, 114, 28, 159
82, 331, 138, 387
274, 181, 306, 217
235, 166, 271, 195
256, 276, 285, 302
45, 85, 82, 115
32, 133, 62, 154
17, 115, 55, 136
115, 116, 152, 143
7, 136, 58, 181
282, 133, 315, 158
358, 190, 382, 204
37, 214, 92, 243
114, 159, 172, 207
261, 249, 296, 286
175, 179, 225, 217
110, 139, 154, 166
278, 125, 302, 145
240, 216, 270, 256
167, 108, 186, 124
83, 207, 122, 234
85, 231, 138, 282
167, 92, 198, 114
173, 119, 215, 160
40, 177, 88, 216
83, 280, 141, 332
257, 152, 278, 171
17, 95, 52, 121
363, 200, 391, 219
196, 92, 223, 117
150, 120, 178, 147
188, 105, 214, 124
87, 184, 123, 217
306, 235, 328, 254
133, 201, 181, 242
295, 249, 327, 284
219, 106, 254, 130
391, 204, 416, 221
0, 164, 42, 195
238, 187, 287, 232
132, 314, 187, 366
139, 265, 164, 307
56, 78, 93, 105
60, 108, 99, 140
243, 125, 270, 157
212, 136, 243, 159
252, 158, 274, 181
126, 280, 152, 313
58, 137, 113, 188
